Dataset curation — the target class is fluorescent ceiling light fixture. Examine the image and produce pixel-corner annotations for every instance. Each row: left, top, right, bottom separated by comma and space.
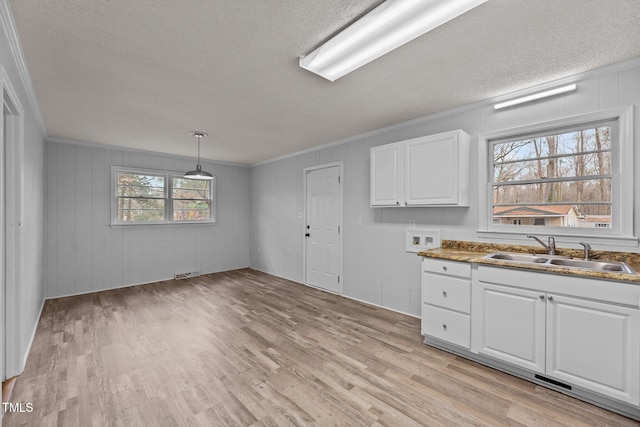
494, 84, 577, 110
299, 0, 487, 81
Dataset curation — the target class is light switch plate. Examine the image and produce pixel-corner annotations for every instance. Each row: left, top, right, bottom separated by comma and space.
405, 229, 441, 253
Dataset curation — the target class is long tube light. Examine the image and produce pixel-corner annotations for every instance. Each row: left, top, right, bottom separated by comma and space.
299, 0, 488, 82
494, 84, 577, 110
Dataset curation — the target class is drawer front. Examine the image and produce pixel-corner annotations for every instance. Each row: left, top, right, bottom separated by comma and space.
422, 273, 470, 313
423, 258, 470, 278
421, 305, 471, 348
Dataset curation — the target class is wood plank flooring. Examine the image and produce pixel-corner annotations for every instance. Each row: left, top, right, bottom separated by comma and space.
3, 268, 638, 426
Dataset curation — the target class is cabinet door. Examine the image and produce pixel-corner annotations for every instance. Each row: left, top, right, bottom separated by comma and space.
370, 142, 403, 206
404, 131, 465, 206
546, 295, 640, 405
474, 283, 546, 372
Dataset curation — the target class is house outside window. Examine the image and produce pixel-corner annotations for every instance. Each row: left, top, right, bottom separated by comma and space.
111, 167, 215, 225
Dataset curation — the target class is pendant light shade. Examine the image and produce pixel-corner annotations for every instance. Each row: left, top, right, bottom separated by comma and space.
185, 131, 213, 180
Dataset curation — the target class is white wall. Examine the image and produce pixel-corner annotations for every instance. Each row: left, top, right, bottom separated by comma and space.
250, 59, 640, 317
44, 142, 251, 298
0, 2, 46, 375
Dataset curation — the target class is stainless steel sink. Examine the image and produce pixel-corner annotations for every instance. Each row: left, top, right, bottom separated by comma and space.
548, 258, 636, 274
485, 253, 550, 263
483, 252, 637, 275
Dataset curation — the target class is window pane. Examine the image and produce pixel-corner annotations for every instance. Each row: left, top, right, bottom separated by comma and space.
172, 178, 210, 200
493, 178, 611, 205
491, 124, 613, 229
172, 188, 210, 200
494, 152, 611, 183
117, 199, 165, 222
172, 178, 210, 191
172, 200, 211, 221
493, 126, 611, 163
117, 173, 165, 198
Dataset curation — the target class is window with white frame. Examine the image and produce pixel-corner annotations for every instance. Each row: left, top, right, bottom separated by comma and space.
491, 121, 613, 229
112, 167, 215, 225
479, 106, 635, 242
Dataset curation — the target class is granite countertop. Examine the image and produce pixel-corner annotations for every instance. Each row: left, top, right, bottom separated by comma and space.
418, 240, 640, 283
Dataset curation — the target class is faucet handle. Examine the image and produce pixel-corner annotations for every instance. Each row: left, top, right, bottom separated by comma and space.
547, 236, 556, 255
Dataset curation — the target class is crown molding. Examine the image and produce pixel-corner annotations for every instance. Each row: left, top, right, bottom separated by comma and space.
0, 0, 47, 136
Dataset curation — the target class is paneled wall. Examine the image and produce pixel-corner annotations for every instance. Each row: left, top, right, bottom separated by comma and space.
250, 60, 640, 317
44, 142, 251, 298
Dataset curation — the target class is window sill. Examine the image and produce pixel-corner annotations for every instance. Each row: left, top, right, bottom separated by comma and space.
110, 221, 216, 229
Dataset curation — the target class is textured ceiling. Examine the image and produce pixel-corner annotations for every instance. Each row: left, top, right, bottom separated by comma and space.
8, 0, 640, 165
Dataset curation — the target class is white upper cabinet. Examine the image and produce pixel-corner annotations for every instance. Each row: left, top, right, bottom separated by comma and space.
370, 141, 404, 206
370, 130, 470, 207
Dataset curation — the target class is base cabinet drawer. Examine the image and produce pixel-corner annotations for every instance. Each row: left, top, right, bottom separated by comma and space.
422, 304, 470, 349
423, 258, 470, 278
422, 273, 470, 313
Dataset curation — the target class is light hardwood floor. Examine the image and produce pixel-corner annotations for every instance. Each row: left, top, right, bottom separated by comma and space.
3, 269, 638, 426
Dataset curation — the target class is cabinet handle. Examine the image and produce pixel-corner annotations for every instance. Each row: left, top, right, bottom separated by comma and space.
547, 295, 554, 301
442, 291, 447, 297
539, 294, 545, 300
442, 324, 447, 330
442, 266, 448, 271
396, 201, 400, 206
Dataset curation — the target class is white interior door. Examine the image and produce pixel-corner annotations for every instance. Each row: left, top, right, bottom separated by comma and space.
2, 73, 23, 379
304, 164, 342, 294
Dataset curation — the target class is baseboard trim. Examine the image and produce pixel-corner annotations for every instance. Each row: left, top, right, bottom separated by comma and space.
19, 298, 45, 376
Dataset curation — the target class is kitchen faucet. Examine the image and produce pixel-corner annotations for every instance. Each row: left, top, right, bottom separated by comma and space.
579, 241, 591, 260
527, 235, 556, 255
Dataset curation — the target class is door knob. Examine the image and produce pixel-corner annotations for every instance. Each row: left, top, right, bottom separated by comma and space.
305, 233, 310, 238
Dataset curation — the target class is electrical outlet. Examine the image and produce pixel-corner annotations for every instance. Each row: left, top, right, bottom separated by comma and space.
405, 229, 441, 253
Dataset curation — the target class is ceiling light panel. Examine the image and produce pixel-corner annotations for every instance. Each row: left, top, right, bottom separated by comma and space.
494, 84, 578, 110
300, 0, 488, 81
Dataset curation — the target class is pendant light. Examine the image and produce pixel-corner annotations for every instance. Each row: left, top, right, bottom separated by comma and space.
185, 131, 213, 180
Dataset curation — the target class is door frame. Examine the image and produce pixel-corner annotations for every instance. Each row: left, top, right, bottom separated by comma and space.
1, 66, 25, 379
302, 161, 344, 294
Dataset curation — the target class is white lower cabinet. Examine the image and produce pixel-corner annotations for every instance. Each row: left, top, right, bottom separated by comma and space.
472, 266, 640, 406
546, 294, 640, 405
473, 283, 546, 372
421, 258, 471, 349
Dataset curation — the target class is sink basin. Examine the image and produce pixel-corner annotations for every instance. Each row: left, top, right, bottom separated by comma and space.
483, 252, 637, 275
485, 253, 550, 263
548, 258, 636, 274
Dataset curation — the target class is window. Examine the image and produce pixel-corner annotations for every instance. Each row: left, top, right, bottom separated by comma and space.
478, 106, 635, 244
491, 122, 612, 229
112, 167, 215, 225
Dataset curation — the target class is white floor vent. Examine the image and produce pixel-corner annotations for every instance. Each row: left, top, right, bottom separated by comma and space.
174, 271, 200, 280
